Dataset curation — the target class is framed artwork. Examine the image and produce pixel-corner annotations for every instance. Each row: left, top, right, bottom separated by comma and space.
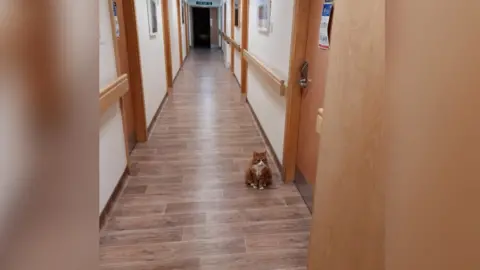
146, 0, 159, 37
257, 0, 271, 33
234, 0, 240, 27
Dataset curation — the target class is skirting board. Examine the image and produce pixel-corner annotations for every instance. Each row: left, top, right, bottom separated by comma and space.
233, 72, 241, 87
147, 92, 168, 135
101, 94, 168, 229
173, 51, 191, 84
99, 168, 128, 229
245, 98, 284, 182
294, 169, 314, 213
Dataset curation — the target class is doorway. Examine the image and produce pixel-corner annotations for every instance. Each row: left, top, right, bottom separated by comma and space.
109, 0, 148, 151
192, 7, 211, 48
210, 8, 219, 48
285, 0, 330, 211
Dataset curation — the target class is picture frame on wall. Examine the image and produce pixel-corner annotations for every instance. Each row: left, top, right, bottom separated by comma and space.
234, 0, 240, 27
257, 0, 271, 33
147, 0, 159, 37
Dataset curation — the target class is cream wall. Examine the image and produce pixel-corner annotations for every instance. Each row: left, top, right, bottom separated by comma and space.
223, 1, 231, 68
134, 0, 168, 125
169, 0, 181, 77
218, 6, 222, 47
99, 0, 127, 213
180, 1, 188, 60
246, 0, 294, 161
189, 6, 194, 47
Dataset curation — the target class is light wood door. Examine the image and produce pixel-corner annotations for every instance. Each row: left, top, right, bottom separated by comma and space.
210, 8, 219, 47
110, 0, 136, 152
307, 0, 385, 268
295, 0, 330, 184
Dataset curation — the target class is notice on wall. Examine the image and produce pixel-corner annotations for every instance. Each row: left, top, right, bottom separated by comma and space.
319, 2, 333, 49
113, 1, 120, 37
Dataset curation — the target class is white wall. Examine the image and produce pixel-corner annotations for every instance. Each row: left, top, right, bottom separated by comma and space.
189, 6, 193, 47
218, 6, 222, 47
99, 0, 127, 213
246, 0, 294, 161
180, 1, 188, 60
134, 0, 168, 125
169, 0, 181, 77
233, 0, 242, 82
224, 1, 231, 68
100, 0, 118, 88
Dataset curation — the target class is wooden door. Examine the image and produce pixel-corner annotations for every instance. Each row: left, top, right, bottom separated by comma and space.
110, 0, 136, 152
210, 8, 219, 47
295, 0, 330, 184
307, 0, 385, 267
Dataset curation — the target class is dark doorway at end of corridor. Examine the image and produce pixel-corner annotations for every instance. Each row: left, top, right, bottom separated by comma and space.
192, 7, 211, 48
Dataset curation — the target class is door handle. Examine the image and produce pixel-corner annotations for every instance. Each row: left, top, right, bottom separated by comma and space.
299, 61, 310, 89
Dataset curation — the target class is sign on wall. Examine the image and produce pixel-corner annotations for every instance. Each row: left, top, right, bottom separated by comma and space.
147, 0, 159, 37
196, 1, 213, 5
319, 2, 333, 49
112, 1, 120, 37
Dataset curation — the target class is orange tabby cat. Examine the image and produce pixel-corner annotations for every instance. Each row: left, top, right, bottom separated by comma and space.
245, 151, 273, 189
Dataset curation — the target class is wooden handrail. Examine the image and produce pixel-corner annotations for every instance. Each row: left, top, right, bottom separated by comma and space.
242, 50, 287, 96
100, 74, 129, 114
230, 39, 242, 52
221, 32, 242, 52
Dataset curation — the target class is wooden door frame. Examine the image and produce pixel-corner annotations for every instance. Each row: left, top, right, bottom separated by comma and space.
223, 2, 227, 38
176, 0, 184, 66
230, 0, 235, 73
240, 0, 249, 94
108, 0, 131, 170
109, 0, 148, 144
161, 0, 174, 88
283, 0, 312, 182
184, 3, 190, 55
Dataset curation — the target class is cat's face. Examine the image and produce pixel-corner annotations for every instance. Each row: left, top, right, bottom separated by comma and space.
252, 151, 268, 165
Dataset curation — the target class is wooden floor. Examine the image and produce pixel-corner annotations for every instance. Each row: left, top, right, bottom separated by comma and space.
100, 49, 311, 270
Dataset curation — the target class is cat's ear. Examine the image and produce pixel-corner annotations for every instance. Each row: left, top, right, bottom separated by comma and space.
252, 151, 258, 158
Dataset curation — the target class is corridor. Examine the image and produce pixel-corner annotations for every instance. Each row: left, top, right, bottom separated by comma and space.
99, 50, 311, 269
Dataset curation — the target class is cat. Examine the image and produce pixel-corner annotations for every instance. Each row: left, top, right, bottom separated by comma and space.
245, 150, 273, 190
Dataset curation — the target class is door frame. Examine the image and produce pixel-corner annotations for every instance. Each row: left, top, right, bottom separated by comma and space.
161, 0, 174, 88
176, 0, 184, 66
184, 3, 190, 55
240, 0, 249, 94
108, 0, 148, 146
230, 0, 235, 73
283, 0, 312, 182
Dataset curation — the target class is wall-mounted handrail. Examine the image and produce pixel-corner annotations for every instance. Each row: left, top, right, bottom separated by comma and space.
220, 32, 242, 52
100, 74, 129, 114
242, 49, 287, 96
230, 39, 242, 52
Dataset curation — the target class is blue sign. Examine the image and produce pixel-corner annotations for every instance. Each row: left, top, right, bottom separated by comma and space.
113, 2, 117, 16
322, 3, 333, 17
319, 2, 334, 49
